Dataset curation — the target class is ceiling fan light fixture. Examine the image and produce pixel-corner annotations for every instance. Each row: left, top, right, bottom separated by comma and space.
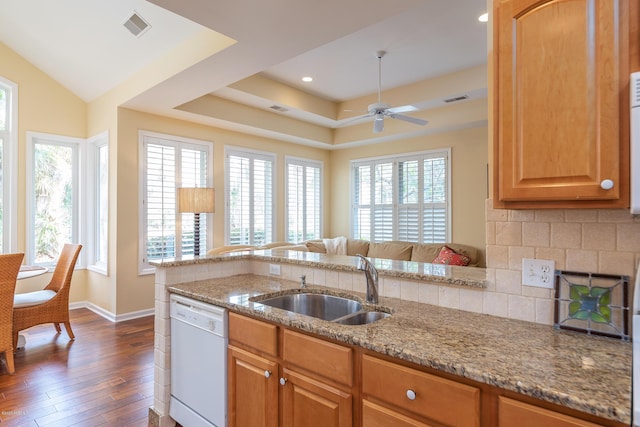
373, 113, 384, 133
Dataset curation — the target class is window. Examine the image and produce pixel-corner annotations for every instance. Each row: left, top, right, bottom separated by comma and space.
87, 132, 109, 274
285, 157, 322, 243
139, 132, 212, 273
351, 149, 450, 243
27, 133, 83, 266
225, 147, 275, 246
0, 77, 17, 253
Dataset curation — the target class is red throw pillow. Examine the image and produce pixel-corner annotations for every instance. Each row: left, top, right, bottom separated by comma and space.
432, 245, 471, 266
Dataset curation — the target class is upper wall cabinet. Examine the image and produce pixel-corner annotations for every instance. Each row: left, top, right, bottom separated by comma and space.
493, 0, 632, 209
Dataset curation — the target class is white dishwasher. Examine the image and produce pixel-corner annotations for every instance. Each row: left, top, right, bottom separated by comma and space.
170, 294, 228, 427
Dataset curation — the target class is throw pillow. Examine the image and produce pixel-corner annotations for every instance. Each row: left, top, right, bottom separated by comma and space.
432, 245, 471, 266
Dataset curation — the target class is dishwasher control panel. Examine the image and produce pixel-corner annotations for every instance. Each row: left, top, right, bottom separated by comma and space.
170, 294, 227, 337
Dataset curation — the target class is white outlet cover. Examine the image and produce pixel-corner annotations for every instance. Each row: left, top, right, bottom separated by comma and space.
269, 264, 281, 275
522, 258, 555, 288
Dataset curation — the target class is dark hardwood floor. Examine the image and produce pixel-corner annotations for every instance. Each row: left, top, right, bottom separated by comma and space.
0, 308, 154, 427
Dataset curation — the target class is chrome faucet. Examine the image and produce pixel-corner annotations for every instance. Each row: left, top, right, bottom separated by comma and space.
356, 254, 379, 304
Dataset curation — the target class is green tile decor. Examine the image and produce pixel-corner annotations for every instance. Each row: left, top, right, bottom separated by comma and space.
554, 270, 630, 340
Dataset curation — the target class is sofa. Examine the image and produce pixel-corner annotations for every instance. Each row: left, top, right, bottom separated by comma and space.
207, 238, 483, 267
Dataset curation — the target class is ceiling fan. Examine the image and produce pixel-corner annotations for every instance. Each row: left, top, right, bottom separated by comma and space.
350, 51, 428, 133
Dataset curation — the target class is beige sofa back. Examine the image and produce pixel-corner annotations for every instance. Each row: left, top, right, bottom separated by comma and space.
304, 239, 483, 267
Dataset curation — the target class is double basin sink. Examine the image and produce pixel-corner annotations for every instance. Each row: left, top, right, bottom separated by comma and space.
253, 292, 390, 325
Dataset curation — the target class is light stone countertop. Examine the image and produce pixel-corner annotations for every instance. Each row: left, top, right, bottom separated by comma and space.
154, 248, 488, 288
168, 273, 632, 424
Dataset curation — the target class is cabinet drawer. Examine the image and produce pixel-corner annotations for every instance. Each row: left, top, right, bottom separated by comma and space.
282, 329, 353, 386
228, 312, 278, 356
363, 399, 432, 427
498, 397, 601, 427
362, 355, 480, 427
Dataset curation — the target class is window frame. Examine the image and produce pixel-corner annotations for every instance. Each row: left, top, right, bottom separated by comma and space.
284, 156, 323, 243
350, 148, 451, 243
86, 131, 109, 275
138, 130, 213, 275
26, 131, 86, 267
0, 77, 18, 253
224, 146, 276, 246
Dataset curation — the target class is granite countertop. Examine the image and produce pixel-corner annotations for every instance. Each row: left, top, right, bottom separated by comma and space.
168, 273, 632, 424
153, 248, 489, 288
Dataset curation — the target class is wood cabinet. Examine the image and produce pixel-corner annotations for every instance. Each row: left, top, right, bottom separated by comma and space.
226, 312, 626, 427
227, 312, 353, 427
493, 0, 632, 208
361, 354, 480, 427
498, 397, 603, 427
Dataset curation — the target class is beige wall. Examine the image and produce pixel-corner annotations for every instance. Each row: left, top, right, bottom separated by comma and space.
114, 108, 332, 314
0, 42, 88, 302
329, 125, 488, 255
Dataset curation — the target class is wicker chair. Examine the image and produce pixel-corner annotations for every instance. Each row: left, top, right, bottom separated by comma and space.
13, 244, 82, 349
0, 253, 24, 374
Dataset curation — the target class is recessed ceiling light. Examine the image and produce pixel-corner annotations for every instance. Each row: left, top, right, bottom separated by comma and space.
302, 76, 313, 82
478, 12, 488, 22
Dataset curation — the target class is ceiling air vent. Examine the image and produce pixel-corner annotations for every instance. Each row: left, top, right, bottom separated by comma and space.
269, 105, 289, 113
124, 12, 151, 37
443, 94, 469, 103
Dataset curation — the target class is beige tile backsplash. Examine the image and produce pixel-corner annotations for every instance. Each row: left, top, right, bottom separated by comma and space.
485, 199, 640, 325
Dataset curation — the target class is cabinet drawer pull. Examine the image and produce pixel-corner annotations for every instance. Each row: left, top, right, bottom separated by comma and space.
600, 179, 614, 190
406, 389, 417, 400
264, 370, 271, 378
279, 377, 287, 386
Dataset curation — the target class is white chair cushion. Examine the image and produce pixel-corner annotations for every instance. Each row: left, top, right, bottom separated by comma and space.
14, 290, 56, 308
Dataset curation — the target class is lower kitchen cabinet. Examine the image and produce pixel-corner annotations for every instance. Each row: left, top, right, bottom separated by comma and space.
498, 397, 602, 427
228, 312, 354, 427
226, 312, 627, 427
281, 367, 352, 427
362, 399, 433, 427
361, 354, 480, 427
228, 345, 279, 427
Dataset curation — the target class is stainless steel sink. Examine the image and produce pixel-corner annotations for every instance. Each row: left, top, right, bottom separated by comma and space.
254, 292, 390, 325
334, 311, 391, 325
257, 293, 363, 321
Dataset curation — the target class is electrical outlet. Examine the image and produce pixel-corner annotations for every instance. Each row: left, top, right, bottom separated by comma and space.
269, 264, 281, 276
522, 258, 555, 288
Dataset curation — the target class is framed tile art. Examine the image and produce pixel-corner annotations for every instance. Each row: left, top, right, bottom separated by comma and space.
554, 270, 630, 341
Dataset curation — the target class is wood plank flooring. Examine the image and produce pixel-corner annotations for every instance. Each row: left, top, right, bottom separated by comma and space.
0, 308, 154, 427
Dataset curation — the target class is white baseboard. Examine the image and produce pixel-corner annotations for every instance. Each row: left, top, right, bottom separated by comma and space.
70, 301, 154, 323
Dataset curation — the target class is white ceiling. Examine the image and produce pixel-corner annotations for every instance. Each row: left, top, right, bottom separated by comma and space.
0, 0, 489, 147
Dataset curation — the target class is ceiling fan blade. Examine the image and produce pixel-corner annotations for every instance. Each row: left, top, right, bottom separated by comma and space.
339, 113, 373, 127
387, 105, 419, 114
388, 113, 428, 126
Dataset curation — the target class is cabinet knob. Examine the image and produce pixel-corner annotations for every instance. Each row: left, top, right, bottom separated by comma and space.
279, 377, 287, 386
406, 389, 416, 400
264, 370, 271, 379
600, 179, 614, 190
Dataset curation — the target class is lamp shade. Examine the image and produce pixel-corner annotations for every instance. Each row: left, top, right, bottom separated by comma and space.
177, 187, 215, 213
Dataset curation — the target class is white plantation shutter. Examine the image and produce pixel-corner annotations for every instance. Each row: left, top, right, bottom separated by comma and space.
141, 134, 212, 270
145, 142, 176, 261
351, 149, 450, 244
226, 149, 275, 246
286, 158, 322, 242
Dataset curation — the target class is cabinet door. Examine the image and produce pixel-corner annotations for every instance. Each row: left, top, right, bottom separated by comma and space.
228, 345, 279, 427
362, 399, 434, 427
281, 368, 352, 427
498, 397, 602, 427
494, 0, 629, 206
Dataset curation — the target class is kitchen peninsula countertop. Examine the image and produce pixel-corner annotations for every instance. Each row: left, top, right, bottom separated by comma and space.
168, 273, 632, 424
155, 248, 488, 288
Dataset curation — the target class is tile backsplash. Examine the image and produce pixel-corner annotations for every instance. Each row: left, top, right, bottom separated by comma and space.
485, 199, 640, 324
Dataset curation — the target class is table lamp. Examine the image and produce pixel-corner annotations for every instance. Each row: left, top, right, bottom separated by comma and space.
177, 187, 215, 257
